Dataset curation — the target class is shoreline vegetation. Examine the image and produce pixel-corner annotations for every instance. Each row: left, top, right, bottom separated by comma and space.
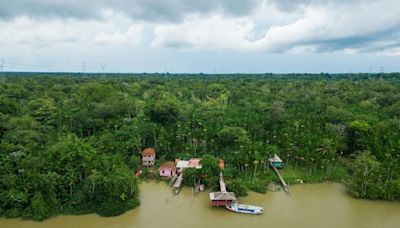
145, 158, 348, 196
1, 73, 399, 221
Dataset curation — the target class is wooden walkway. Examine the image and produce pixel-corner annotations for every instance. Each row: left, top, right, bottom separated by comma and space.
219, 172, 227, 192
173, 173, 184, 195
169, 174, 178, 186
270, 162, 289, 194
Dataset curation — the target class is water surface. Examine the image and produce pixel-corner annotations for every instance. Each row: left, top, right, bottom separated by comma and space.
1, 181, 399, 228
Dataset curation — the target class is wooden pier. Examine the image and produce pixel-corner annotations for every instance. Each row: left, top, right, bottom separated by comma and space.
219, 172, 227, 192
270, 162, 289, 194
209, 172, 237, 206
169, 174, 178, 186
173, 173, 184, 195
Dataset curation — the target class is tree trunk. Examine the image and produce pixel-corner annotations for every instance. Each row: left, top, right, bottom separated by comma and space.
253, 163, 258, 184
92, 182, 95, 197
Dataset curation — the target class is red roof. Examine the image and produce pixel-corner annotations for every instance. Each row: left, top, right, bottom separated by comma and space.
142, 148, 155, 156
159, 161, 176, 170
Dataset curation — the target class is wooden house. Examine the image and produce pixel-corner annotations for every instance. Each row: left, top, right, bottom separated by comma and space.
142, 148, 156, 167
176, 160, 189, 173
159, 161, 176, 177
209, 192, 236, 206
188, 158, 202, 169
175, 158, 202, 173
209, 172, 236, 206
269, 154, 283, 169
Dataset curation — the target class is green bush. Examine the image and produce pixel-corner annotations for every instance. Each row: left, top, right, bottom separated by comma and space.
248, 182, 268, 194
30, 193, 51, 221
96, 199, 139, 217
226, 179, 248, 197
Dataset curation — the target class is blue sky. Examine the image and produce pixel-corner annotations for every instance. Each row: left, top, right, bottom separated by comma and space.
0, 0, 399, 73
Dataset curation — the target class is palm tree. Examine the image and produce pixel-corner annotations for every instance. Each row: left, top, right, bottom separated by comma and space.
253, 160, 259, 184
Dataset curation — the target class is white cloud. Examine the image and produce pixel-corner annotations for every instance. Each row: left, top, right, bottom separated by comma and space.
0, 12, 144, 49
94, 25, 144, 46
0, 0, 261, 22
151, 0, 400, 55
0, 0, 399, 73
1, 0, 399, 56
0, 12, 146, 71
0, 17, 81, 47
152, 14, 255, 52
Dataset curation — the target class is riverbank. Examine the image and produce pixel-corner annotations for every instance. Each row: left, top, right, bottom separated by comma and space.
231, 163, 348, 195
1, 182, 399, 228
0, 161, 347, 222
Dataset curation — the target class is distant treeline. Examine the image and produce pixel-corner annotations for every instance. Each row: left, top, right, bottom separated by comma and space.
2, 71, 400, 80
1, 73, 399, 220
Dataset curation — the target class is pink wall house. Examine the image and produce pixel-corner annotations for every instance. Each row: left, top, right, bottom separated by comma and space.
159, 161, 176, 177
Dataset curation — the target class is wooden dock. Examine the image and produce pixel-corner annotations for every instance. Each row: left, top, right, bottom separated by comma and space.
219, 172, 227, 192
169, 174, 178, 186
270, 162, 289, 194
173, 173, 184, 195
209, 172, 237, 206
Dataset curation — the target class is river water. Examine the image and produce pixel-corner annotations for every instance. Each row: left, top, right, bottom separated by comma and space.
1, 181, 399, 228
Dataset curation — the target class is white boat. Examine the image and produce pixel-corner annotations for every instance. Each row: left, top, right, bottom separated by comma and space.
225, 203, 263, 215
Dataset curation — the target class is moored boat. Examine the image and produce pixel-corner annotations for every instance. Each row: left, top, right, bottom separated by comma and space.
225, 203, 263, 215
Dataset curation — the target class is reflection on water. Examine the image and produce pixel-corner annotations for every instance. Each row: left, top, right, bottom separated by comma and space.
1, 181, 399, 228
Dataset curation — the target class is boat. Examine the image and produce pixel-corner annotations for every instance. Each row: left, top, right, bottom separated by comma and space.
225, 203, 263, 215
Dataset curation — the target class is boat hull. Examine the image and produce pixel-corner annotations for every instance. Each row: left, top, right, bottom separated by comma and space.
225, 203, 263, 215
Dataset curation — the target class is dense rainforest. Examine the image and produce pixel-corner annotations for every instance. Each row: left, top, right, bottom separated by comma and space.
1, 72, 400, 220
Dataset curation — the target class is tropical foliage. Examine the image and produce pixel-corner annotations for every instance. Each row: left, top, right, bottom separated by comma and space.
1, 72, 400, 220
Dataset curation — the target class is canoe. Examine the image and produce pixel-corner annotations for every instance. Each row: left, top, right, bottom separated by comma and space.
225, 203, 263, 215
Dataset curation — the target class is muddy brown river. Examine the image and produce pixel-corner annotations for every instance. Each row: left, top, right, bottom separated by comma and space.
1, 182, 399, 228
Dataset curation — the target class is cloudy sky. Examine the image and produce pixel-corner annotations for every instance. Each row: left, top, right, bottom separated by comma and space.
0, 0, 399, 73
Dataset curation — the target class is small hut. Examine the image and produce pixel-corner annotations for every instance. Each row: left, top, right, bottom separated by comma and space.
175, 158, 202, 173
159, 161, 176, 177
176, 160, 189, 173
269, 154, 283, 169
209, 192, 237, 206
142, 148, 156, 167
188, 158, 202, 169
209, 172, 236, 206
